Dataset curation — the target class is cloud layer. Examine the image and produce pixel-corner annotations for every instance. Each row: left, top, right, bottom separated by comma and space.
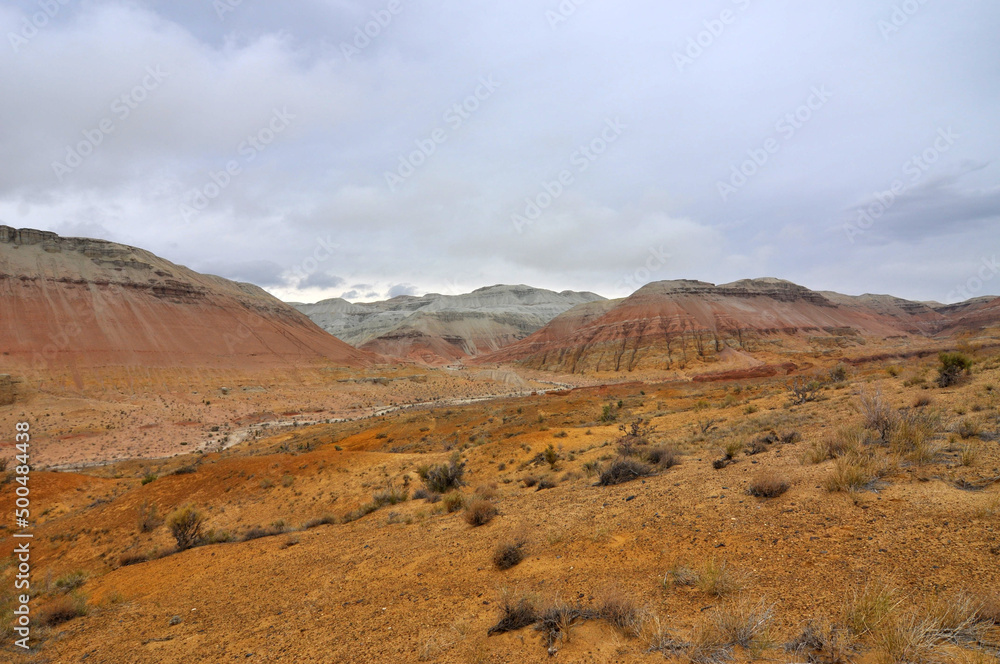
1, 0, 998, 303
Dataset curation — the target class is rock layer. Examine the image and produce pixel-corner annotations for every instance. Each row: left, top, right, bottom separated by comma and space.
0, 226, 378, 370
293, 285, 604, 364
475, 278, 1000, 373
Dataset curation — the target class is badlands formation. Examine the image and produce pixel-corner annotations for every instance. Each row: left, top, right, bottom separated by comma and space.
0, 227, 999, 663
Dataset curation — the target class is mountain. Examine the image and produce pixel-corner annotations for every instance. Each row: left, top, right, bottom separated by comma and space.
474, 278, 1000, 373
0, 226, 378, 370
292, 285, 605, 364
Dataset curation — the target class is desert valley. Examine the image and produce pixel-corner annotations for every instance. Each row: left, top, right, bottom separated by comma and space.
0, 226, 998, 663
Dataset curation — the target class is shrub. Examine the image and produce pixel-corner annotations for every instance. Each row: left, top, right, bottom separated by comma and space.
464, 499, 498, 526
646, 445, 680, 469
844, 579, 900, 636
119, 552, 149, 567
723, 439, 744, 460
521, 476, 539, 488
598, 587, 643, 637
140, 472, 157, 485
957, 418, 981, 440
600, 403, 618, 423
54, 571, 87, 592
41, 593, 87, 626
418, 453, 465, 493
543, 444, 559, 469
493, 536, 527, 570
789, 377, 823, 404
173, 465, 197, 475
535, 478, 556, 491
136, 500, 161, 533
442, 492, 465, 513
597, 458, 651, 486
372, 486, 408, 508
667, 564, 699, 587
697, 559, 745, 597
857, 386, 897, 442
824, 457, 876, 493
304, 514, 337, 529
488, 592, 538, 635
167, 506, 206, 550
786, 619, 854, 663
938, 352, 972, 387
829, 364, 849, 382
913, 395, 933, 408
747, 472, 789, 498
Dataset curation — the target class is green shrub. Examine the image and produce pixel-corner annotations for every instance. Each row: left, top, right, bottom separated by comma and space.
417, 453, 465, 493
938, 352, 972, 387
166, 506, 206, 550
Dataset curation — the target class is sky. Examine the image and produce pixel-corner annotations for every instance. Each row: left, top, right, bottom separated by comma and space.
0, 0, 998, 304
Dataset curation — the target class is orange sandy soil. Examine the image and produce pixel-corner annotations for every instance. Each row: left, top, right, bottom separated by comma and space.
1, 349, 999, 662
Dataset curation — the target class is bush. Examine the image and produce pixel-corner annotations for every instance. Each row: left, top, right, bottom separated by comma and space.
938, 352, 972, 387
304, 514, 337, 529
957, 418, 981, 439
167, 506, 206, 550
598, 587, 643, 637
535, 478, 556, 491
747, 472, 789, 498
488, 593, 538, 635
442, 492, 465, 513
824, 457, 876, 493
41, 593, 87, 626
464, 499, 498, 526
54, 571, 87, 592
829, 364, 849, 382
418, 453, 465, 493
597, 458, 651, 486
136, 500, 161, 533
119, 553, 149, 567
696, 559, 745, 597
857, 386, 898, 442
140, 472, 157, 486
646, 445, 680, 469
789, 377, 823, 404
521, 476, 539, 488
493, 537, 527, 570
372, 486, 408, 508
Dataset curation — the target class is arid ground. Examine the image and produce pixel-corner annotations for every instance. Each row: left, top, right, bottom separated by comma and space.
2, 340, 999, 663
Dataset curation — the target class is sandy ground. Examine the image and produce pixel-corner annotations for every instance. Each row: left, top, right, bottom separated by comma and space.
1, 344, 999, 663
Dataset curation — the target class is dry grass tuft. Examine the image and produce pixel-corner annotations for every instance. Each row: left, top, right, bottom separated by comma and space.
41, 593, 88, 626
597, 586, 644, 637
464, 499, 498, 526
597, 457, 651, 486
493, 536, 527, 570
747, 471, 790, 498
488, 591, 538, 635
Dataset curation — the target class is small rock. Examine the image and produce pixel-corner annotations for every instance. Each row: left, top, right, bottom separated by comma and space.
169, 616, 181, 626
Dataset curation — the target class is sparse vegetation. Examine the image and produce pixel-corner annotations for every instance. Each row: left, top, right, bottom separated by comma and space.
938, 352, 973, 387
41, 593, 88, 626
166, 505, 206, 550
464, 499, 498, 526
417, 452, 465, 493
597, 457, 651, 486
493, 536, 527, 570
747, 472, 789, 498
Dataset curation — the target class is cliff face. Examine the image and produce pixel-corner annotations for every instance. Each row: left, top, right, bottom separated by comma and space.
0, 226, 378, 370
474, 278, 1000, 373
293, 285, 606, 365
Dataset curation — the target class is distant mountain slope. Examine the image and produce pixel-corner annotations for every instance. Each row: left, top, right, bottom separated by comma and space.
293, 285, 605, 365
474, 278, 1000, 373
0, 226, 379, 370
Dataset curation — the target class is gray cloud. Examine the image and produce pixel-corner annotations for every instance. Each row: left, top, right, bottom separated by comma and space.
1, 1, 998, 304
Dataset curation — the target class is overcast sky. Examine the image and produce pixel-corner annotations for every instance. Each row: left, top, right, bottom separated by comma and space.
1, 0, 998, 304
